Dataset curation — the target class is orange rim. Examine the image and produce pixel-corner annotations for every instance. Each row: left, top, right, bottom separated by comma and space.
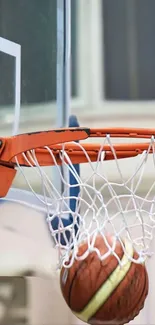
0, 127, 154, 166
0, 126, 155, 197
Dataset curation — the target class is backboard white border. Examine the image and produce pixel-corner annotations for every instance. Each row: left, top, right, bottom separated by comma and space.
0, 37, 21, 135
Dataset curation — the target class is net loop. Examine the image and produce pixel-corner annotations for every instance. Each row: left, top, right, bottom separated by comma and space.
14, 133, 155, 268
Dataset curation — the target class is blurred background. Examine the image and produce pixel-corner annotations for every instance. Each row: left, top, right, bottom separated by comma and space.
1, 0, 155, 324
1, 0, 155, 136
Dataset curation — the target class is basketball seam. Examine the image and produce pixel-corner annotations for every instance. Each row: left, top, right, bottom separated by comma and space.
90, 256, 148, 324
73, 239, 134, 322
68, 260, 87, 307
68, 250, 123, 309
121, 266, 148, 324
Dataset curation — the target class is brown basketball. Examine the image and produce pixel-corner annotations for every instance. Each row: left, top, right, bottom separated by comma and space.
60, 235, 148, 325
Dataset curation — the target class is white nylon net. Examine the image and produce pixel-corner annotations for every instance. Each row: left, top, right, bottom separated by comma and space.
14, 134, 155, 269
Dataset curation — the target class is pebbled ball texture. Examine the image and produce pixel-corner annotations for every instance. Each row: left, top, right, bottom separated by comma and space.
60, 235, 149, 325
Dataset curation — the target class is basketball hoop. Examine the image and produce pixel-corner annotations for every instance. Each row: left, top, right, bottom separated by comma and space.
0, 126, 155, 269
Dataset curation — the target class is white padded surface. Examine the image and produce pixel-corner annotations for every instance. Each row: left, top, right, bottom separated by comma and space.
0, 188, 57, 276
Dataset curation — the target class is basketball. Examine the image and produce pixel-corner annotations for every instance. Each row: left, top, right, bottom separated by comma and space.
60, 235, 149, 325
